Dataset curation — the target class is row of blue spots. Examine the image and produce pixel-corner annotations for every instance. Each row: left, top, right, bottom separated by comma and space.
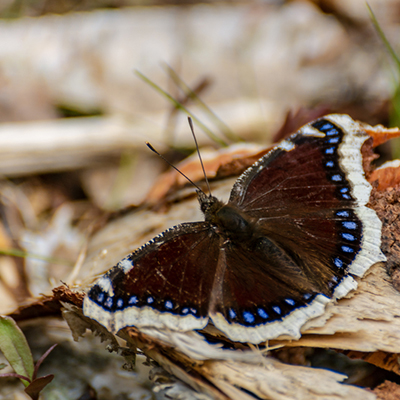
182, 307, 197, 315
128, 295, 198, 315
321, 123, 340, 159
340, 188, 351, 200
319, 124, 353, 204
232, 298, 300, 325
95, 292, 114, 310
323, 149, 352, 200
340, 231, 356, 254
95, 291, 199, 317
332, 208, 361, 270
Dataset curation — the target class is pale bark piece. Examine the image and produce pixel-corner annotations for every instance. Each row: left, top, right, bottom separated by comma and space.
272, 263, 400, 353
73, 305, 376, 400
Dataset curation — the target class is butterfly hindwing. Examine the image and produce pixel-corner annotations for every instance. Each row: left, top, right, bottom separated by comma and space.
84, 222, 220, 334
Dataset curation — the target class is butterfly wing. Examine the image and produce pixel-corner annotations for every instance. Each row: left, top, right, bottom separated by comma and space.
83, 222, 219, 334
210, 115, 386, 342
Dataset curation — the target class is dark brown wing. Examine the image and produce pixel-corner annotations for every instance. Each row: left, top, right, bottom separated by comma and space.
83, 222, 219, 334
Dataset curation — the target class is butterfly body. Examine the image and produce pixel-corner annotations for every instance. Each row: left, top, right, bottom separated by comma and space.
84, 115, 386, 344
199, 193, 255, 242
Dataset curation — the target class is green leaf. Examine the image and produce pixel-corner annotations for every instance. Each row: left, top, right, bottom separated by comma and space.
24, 375, 54, 400
0, 316, 34, 386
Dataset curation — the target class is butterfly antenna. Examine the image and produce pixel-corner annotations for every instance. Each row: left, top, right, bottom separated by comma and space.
188, 117, 212, 196
146, 142, 204, 193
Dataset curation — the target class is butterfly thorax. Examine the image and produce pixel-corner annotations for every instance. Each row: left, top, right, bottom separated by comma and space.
197, 190, 255, 241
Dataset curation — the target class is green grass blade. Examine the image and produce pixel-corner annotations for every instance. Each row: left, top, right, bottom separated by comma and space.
163, 63, 242, 143
367, 3, 400, 71
0, 316, 34, 386
135, 70, 228, 147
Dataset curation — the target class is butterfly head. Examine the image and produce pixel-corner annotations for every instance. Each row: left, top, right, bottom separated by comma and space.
196, 190, 224, 218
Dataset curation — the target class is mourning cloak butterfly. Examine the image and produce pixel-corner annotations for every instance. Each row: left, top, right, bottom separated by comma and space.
83, 114, 386, 344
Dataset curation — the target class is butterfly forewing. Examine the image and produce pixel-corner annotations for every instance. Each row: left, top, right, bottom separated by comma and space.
229, 119, 364, 285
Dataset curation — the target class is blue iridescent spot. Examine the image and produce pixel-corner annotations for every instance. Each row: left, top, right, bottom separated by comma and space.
342, 194, 351, 200
128, 296, 138, 305
342, 221, 357, 230
272, 306, 281, 315
336, 210, 349, 217
331, 174, 342, 181
342, 232, 356, 241
303, 293, 312, 300
342, 246, 354, 253
182, 308, 189, 315
328, 137, 339, 144
165, 300, 173, 310
104, 297, 113, 309
326, 128, 338, 136
97, 293, 104, 303
326, 161, 334, 167
190, 308, 197, 315
257, 308, 268, 319
325, 147, 335, 154
334, 257, 344, 268
243, 311, 255, 324
147, 296, 154, 304
340, 188, 348, 193
116, 298, 124, 308
285, 298, 296, 306
321, 122, 334, 131
229, 308, 237, 319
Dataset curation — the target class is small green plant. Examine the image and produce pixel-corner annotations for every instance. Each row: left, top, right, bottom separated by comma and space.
0, 316, 56, 400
